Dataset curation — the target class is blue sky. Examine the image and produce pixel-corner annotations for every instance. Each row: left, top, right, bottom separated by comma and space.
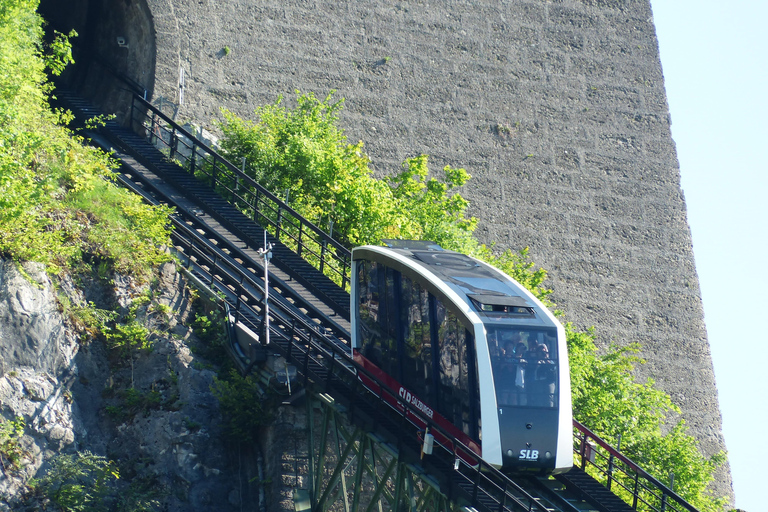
650, 1, 767, 510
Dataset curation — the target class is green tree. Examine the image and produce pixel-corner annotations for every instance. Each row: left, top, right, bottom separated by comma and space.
211, 369, 272, 445
218, 92, 394, 247
30, 451, 120, 512
567, 325, 726, 511
387, 155, 477, 253
217, 92, 478, 250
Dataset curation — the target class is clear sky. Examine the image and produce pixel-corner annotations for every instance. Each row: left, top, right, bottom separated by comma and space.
650, 1, 767, 510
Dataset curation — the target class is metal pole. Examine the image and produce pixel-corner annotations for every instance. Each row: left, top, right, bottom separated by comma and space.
258, 231, 273, 346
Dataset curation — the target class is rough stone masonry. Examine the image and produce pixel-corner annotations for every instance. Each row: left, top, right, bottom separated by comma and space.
105, 0, 734, 501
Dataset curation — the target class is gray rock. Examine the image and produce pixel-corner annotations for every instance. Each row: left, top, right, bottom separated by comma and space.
0, 259, 261, 511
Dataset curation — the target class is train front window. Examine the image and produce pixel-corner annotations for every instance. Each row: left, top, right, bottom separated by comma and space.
487, 327, 558, 408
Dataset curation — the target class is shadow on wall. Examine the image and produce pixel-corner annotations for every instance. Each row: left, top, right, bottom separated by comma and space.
38, 0, 156, 126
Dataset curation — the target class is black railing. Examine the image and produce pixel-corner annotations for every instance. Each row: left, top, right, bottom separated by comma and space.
128, 94, 352, 290
573, 421, 699, 512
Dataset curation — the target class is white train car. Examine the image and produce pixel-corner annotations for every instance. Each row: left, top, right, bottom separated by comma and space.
351, 240, 572, 474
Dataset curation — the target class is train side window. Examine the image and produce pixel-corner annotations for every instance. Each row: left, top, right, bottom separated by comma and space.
400, 276, 432, 404
357, 261, 398, 378
436, 299, 479, 440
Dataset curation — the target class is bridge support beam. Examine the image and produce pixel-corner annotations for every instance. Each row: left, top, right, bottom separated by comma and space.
295, 393, 457, 512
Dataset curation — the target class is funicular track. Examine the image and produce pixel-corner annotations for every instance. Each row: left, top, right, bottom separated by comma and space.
54, 87, 702, 512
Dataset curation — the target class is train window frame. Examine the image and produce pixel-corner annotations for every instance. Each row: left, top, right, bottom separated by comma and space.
487, 326, 559, 409
356, 255, 482, 441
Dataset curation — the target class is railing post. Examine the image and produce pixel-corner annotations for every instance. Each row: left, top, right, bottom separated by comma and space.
342, 259, 349, 291
320, 238, 327, 274
209, 255, 217, 287
276, 206, 283, 240
579, 430, 588, 470
297, 223, 304, 257
130, 95, 136, 132
150, 112, 158, 146
190, 141, 197, 176
632, 472, 639, 509
170, 127, 177, 160
302, 334, 311, 380
661, 472, 674, 512
607, 433, 621, 491
211, 155, 218, 188
325, 346, 335, 389
252, 189, 261, 222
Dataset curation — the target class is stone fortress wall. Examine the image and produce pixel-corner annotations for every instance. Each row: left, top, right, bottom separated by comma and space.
141, 0, 732, 500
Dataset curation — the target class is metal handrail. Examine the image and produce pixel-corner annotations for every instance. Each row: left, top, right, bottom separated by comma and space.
573, 421, 699, 512
128, 94, 352, 290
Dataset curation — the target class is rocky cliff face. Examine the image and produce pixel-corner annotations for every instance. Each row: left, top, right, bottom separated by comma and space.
0, 259, 262, 511
0, 260, 79, 500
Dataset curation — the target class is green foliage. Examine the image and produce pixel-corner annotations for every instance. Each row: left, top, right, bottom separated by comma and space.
217, 92, 477, 252
189, 306, 231, 368
59, 296, 118, 340
192, 310, 226, 347
211, 369, 271, 445
115, 476, 162, 512
105, 388, 163, 422
104, 317, 152, 388
83, 113, 116, 131
0, 416, 25, 470
567, 325, 726, 511
30, 451, 119, 512
105, 321, 152, 355
44, 29, 77, 76
387, 155, 477, 253
474, 245, 556, 309
0, 0, 173, 279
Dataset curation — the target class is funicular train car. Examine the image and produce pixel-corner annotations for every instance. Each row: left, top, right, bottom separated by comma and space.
351, 240, 572, 474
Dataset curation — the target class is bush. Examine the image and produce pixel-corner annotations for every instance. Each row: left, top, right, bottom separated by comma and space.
0, 416, 25, 470
211, 369, 271, 445
0, 0, 173, 279
30, 451, 119, 512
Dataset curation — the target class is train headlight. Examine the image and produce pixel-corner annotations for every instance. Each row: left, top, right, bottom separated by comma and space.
544, 451, 552, 460
506, 449, 514, 457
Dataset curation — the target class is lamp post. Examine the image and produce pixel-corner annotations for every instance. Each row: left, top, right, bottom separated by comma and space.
257, 231, 273, 346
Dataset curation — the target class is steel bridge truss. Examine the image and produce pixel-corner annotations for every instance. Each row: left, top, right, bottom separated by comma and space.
302, 393, 458, 512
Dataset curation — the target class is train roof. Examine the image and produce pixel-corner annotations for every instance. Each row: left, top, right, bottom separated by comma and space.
354, 241, 553, 323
